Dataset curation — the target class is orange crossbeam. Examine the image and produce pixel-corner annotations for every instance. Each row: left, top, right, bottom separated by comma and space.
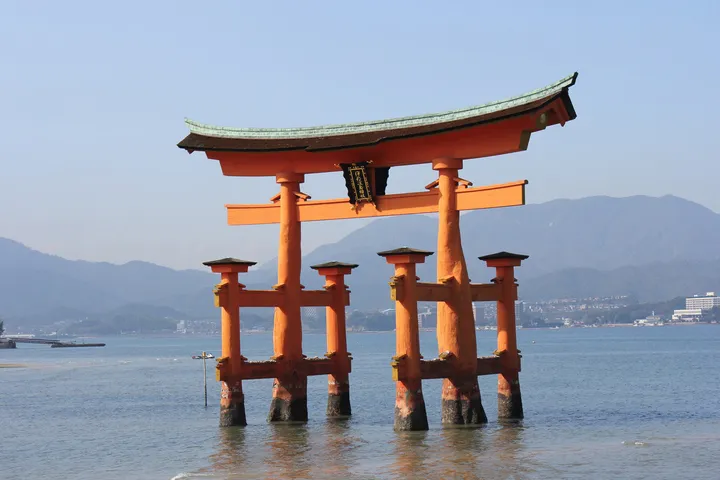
416, 282, 452, 302
226, 180, 527, 225
224, 358, 341, 380
392, 356, 508, 381
470, 283, 501, 302
236, 288, 350, 307
237, 290, 283, 307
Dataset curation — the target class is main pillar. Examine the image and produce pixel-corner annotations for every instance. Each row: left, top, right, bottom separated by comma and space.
378, 247, 431, 431
311, 261, 358, 417
203, 257, 257, 427
479, 252, 528, 420
433, 158, 487, 425
269, 172, 308, 422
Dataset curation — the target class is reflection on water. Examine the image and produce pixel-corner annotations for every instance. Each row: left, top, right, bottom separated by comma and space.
266, 424, 313, 479
320, 420, 362, 478
207, 428, 249, 477
196, 408, 720, 479
437, 427, 487, 480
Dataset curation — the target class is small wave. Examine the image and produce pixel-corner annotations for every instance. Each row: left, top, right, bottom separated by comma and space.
621, 440, 648, 447
170, 473, 216, 480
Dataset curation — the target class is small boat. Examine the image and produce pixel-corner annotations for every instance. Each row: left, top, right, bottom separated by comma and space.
192, 353, 215, 359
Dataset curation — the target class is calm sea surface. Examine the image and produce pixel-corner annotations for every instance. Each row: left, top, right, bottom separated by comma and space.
1, 326, 719, 479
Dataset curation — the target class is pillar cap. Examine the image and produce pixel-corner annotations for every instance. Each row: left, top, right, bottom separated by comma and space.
479, 251, 528, 268
378, 247, 433, 265
310, 261, 359, 270
478, 252, 529, 261
202, 257, 257, 267
377, 247, 434, 258
203, 257, 257, 274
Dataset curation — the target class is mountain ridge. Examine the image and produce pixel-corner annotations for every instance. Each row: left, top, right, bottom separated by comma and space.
2, 194, 719, 325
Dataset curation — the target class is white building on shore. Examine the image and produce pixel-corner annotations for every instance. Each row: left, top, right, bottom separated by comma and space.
686, 292, 720, 310
672, 292, 719, 322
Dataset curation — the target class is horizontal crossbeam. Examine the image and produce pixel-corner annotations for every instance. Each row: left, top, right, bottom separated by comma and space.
470, 283, 502, 302
218, 357, 352, 381
232, 288, 349, 308
391, 355, 520, 382
416, 282, 451, 302
226, 180, 527, 225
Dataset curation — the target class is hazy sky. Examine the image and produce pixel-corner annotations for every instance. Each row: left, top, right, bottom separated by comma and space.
2, 1, 718, 270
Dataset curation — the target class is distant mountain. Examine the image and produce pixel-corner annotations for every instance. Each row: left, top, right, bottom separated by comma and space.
2, 194, 719, 326
0, 237, 216, 319
522, 258, 720, 302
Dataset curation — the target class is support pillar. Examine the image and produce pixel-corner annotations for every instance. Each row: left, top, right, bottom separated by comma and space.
203, 257, 257, 427
433, 158, 487, 425
269, 172, 308, 422
378, 247, 431, 431
479, 252, 529, 420
311, 261, 358, 417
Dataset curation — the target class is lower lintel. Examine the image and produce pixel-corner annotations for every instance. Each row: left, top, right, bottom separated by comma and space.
238, 357, 341, 380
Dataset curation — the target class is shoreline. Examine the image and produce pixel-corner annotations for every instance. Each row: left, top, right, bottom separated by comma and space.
9, 322, 716, 339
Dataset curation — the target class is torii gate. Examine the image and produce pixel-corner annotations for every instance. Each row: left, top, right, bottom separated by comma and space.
178, 72, 578, 430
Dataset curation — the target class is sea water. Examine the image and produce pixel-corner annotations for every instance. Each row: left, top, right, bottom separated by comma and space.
1, 326, 719, 479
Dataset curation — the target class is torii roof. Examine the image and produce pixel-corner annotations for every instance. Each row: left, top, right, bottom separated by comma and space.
178, 73, 577, 154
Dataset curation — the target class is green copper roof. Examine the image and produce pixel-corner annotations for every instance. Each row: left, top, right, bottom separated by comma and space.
185, 73, 577, 140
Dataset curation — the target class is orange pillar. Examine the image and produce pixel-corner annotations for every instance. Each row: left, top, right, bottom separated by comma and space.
479, 252, 528, 420
378, 247, 431, 431
269, 172, 307, 422
311, 261, 358, 417
203, 257, 257, 427
433, 158, 487, 425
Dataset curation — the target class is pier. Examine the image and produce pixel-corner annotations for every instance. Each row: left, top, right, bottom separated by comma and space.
2, 337, 105, 348
178, 72, 579, 429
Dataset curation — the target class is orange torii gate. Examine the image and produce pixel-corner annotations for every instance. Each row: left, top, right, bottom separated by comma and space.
178, 72, 579, 430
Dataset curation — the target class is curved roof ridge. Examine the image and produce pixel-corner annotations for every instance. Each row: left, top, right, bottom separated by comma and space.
185, 72, 577, 140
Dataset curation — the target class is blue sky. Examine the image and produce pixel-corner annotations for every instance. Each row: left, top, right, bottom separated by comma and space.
1, 0, 718, 269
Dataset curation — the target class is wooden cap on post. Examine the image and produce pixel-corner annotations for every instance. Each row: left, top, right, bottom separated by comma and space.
202, 257, 257, 274
310, 261, 359, 276
478, 251, 529, 268
377, 247, 434, 265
